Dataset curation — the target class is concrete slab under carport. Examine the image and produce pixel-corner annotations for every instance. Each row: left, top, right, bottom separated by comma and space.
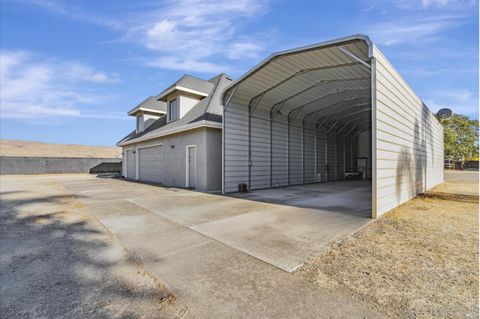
192, 180, 372, 272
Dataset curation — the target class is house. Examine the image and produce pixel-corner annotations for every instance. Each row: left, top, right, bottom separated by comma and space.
117, 73, 233, 191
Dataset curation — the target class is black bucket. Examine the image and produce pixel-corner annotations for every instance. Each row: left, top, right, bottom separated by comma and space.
238, 183, 248, 193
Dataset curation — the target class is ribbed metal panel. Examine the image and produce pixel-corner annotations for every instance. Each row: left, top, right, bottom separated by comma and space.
303, 125, 316, 184
336, 135, 345, 181
316, 126, 328, 182
224, 102, 249, 192
345, 137, 353, 173
373, 45, 444, 217
327, 131, 337, 181
289, 119, 303, 185
250, 109, 270, 189
271, 121, 289, 187
223, 38, 373, 193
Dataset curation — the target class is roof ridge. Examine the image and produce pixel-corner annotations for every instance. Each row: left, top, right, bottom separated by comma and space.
181, 73, 209, 83
203, 74, 224, 113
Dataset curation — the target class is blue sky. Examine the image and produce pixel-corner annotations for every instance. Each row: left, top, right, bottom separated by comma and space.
1, 0, 478, 146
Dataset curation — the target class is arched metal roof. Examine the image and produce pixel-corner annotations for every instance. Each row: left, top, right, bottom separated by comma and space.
223, 35, 373, 131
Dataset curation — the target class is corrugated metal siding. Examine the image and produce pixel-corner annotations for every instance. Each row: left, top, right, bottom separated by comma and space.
303, 125, 316, 184
271, 120, 289, 187
373, 45, 444, 217
327, 131, 337, 181
345, 137, 353, 173
222, 38, 372, 193
358, 130, 372, 178
224, 101, 249, 192
250, 109, 270, 189
336, 135, 345, 180
289, 119, 303, 185
316, 126, 328, 182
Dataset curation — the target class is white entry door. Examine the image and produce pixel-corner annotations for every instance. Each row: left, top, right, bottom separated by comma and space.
186, 146, 196, 188
126, 149, 136, 179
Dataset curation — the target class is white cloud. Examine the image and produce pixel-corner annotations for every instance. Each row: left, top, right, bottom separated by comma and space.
146, 56, 228, 73
387, 0, 477, 9
423, 89, 479, 116
0, 50, 124, 121
22, 0, 121, 29
367, 15, 463, 46
15, 0, 272, 73
226, 41, 264, 60
125, 0, 269, 72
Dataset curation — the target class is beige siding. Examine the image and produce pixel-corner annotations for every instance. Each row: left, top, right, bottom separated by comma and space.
373, 45, 444, 217
122, 127, 221, 191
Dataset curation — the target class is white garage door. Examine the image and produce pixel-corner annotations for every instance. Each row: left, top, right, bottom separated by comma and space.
126, 149, 136, 179
139, 145, 163, 183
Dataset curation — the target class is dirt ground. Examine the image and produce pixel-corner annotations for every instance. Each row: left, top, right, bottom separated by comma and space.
0, 177, 186, 318
301, 171, 479, 319
0, 139, 121, 158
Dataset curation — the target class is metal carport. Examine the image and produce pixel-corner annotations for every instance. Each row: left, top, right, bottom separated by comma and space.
222, 34, 444, 218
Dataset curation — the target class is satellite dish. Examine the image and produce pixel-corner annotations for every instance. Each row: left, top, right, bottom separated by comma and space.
437, 108, 452, 118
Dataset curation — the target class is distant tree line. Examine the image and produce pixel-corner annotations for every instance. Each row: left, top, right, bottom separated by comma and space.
436, 113, 479, 161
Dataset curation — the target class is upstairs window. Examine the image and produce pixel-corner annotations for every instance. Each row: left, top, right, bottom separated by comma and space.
168, 98, 178, 121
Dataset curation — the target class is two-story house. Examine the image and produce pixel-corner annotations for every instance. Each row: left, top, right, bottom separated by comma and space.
117, 73, 232, 191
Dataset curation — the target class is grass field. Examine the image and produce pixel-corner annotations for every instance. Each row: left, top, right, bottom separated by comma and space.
301, 171, 479, 318
0, 139, 121, 158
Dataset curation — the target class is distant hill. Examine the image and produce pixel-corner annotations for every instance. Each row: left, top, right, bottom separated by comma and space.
0, 140, 122, 158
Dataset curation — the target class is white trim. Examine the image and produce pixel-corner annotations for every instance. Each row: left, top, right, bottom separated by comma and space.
128, 107, 166, 116
185, 145, 197, 188
137, 142, 164, 150
157, 85, 209, 100
117, 120, 221, 146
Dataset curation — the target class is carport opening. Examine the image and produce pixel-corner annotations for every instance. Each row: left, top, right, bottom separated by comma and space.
223, 36, 373, 217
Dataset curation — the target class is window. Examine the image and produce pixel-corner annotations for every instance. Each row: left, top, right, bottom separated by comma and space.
136, 115, 143, 132
168, 98, 178, 121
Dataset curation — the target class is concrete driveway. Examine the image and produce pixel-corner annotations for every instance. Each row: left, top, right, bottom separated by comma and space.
54, 175, 381, 318
68, 178, 371, 272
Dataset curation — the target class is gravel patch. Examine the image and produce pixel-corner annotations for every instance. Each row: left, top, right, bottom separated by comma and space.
0, 178, 186, 318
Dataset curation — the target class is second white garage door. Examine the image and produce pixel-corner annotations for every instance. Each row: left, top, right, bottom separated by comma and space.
138, 145, 164, 183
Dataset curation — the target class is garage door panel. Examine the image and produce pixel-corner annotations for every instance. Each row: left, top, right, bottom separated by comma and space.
139, 145, 164, 183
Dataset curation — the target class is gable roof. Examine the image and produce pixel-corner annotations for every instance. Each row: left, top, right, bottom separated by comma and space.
117, 73, 232, 146
156, 74, 215, 100
127, 96, 167, 116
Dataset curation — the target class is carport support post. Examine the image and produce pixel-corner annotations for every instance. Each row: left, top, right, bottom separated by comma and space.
287, 116, 291, 186
247, 94, 264, 191
270, 110, 273, 188
371, 56, 378, 218
302, 120, 305, 184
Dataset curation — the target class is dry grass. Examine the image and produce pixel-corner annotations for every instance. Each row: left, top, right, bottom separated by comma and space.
0, 139, 121, 158
301, 177, 479, 319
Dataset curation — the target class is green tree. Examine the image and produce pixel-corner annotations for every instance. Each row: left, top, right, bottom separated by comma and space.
436, 114, 479, 160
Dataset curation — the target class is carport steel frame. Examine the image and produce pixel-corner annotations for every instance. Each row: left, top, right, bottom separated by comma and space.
221, 35, 378, 215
